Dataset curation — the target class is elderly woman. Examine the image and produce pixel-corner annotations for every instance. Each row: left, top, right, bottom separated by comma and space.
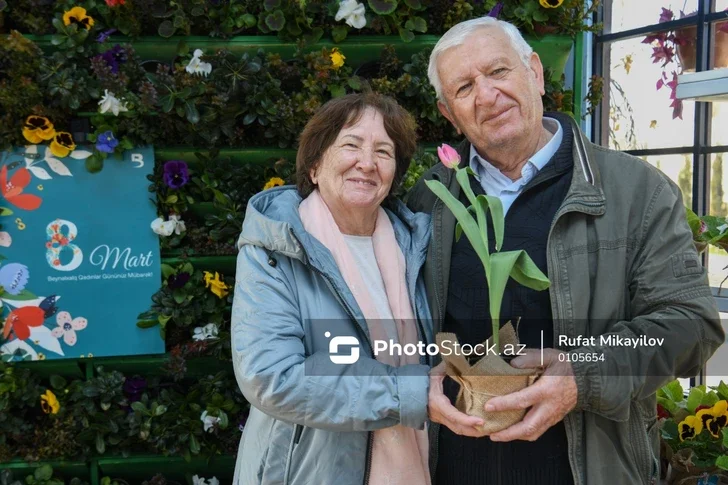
231, 93, 433, 485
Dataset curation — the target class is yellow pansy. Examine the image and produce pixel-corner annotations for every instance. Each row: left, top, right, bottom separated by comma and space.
22, 116, 56, 144
263, 177, 285, 190
50, 132, 76, 158
330, 48, 346, 69
700, 400, 728, 438
40, 390, 60, 414
678, 415, 703, 441
63, 7, 95, 30
204, 271, 230, 299
539, 0, 564, 7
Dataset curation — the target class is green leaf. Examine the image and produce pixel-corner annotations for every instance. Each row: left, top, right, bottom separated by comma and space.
533, 9, 549, 22
348, 76, 362, 90
477, 194, 504, 251
456, 169, 489, 253
686, 207, 701, 235
173, 289, 186, 304
657, 396, 678, 415
368, 0, 398, 15
136, 319, 159, 329
176, 39, 189, 56
161, 264, 176, 280
702, 391, 719, 407
425, 179, 489, 265
717, 454, 728, 471
49, 375, 67, 390
96, 432, 106, 454
286, 21, 302, 36
131, 401, 147, 413
165, 194, 179, 204
686, 386, 705, 413
330, 85, 346, 98
716, 381, 728, 401
0, 207, 12, 216
243, 113, 257, 125
398, 27, 414, 43
154, 404, 167, 416
723, 427, 728, 448
332, 25, 348, 43
189, 433, 201, 454
161, 95, 174, 113
455, 222, 463, 242
661, 419, 679, 441
185, 101, 200, 124
35, 465, 53, 480
305, 27, 324, 45
264, 0, 281, 11
411, 16, 427, 32
218, 410, 229, 429
265, 10, 286, 31
190, 6, 204, 16
509, 250, 550, 291
2, 289, 37, 301
158, 20, 175, 38
661, 380, 685, 403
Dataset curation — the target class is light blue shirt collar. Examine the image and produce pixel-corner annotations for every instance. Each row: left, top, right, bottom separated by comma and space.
467, 117, 563, 214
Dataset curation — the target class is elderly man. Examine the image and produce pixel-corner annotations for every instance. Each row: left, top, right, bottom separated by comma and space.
407, 16, 724, 485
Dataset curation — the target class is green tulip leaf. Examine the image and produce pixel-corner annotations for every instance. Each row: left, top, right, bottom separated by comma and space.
508, 250, 550, 291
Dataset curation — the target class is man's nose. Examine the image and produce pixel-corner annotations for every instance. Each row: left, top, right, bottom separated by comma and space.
474, 76, 498, 107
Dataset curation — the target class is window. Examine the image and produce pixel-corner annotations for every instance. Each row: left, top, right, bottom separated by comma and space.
594, 0, 728, 384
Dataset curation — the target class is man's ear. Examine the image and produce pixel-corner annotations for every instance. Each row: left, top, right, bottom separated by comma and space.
529, 52, 546, 96
437, 101, 461, 135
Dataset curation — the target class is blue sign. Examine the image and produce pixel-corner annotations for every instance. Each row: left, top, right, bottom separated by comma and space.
0, 145, 163, 361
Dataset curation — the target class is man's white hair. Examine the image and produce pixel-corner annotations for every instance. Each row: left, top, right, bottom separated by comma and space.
428, 17, 534, 103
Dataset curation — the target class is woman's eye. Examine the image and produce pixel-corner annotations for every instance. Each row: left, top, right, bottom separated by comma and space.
378, 150, 392, 157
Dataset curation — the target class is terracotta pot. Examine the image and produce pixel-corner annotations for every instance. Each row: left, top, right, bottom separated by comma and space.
675, 21, 728, 72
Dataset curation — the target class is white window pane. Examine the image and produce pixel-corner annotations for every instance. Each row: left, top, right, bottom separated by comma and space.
705, 314, 728, 387
608, 38, 695, 150
609, 0, 697, 34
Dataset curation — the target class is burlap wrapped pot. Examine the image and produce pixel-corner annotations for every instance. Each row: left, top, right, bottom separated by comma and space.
436, 322, 541, 437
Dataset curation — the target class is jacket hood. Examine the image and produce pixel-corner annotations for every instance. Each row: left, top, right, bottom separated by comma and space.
237, 186, 432, 268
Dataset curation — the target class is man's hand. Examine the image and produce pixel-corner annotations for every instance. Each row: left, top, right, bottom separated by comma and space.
428, 362, 485, 437
486, 348, 577, 442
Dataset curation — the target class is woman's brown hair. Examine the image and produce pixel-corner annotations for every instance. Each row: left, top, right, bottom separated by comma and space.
296, 92, 417, 198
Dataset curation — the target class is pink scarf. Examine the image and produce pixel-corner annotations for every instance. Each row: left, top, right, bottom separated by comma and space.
299, 190, 430, 485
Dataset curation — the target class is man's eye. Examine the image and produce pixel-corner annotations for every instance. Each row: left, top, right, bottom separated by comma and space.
492, 68, 507, 76
456, 83, 471, 95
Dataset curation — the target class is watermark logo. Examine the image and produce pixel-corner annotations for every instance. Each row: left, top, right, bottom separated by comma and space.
325, 331, 360, 364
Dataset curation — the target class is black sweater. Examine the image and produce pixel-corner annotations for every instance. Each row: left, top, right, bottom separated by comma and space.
435, 115, 575, 485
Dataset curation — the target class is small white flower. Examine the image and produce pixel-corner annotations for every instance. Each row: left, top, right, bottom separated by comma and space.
151, 217, 174, 237
192, 323, 219, 342
98, 90, 129, 116
208, 478, 219, 485
200, 410, 220, 433
335, 0, 366, 29
191, 476, 206, 485
186, 49, 213, 77
150, 215, 186, 237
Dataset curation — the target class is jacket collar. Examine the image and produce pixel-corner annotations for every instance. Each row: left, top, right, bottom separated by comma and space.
434, 114, 606, 216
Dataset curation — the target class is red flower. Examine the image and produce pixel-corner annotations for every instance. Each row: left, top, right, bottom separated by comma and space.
657, 404, 670, 420
695, 405, 711, 413
105, 0, 126, 6
1, 166, 42, 211
3, 307, 46, 340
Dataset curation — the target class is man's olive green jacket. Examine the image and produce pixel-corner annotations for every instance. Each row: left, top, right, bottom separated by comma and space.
406, 116, 724, 485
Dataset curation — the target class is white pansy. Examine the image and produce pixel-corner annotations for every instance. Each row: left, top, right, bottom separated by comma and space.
335, 0, 366, 29
186, 49, 213, 77
168, 214, 186, 235
151, 215, 186, 237
98, 90, 129, 116
150, 217, 174, 237
192, 323, 219, 342
200, 410, 220, 433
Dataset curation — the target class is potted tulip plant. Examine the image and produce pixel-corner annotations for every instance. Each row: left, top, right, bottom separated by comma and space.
657, 379, 728, 484
425, 144, 550, 435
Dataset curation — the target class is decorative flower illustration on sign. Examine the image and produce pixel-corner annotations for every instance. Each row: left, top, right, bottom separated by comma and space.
0, 165, 42, 211
50, 311, 87, 346
2, 295, 58, 341
0, 263, 29, 295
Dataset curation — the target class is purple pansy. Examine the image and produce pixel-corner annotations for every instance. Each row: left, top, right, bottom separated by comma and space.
96, 29, 117, 43
123, 376, 147, 402
168, 272, 191, 289
97, 44, 127, 74
95, 131, 119, 154
163, 161, 190, 189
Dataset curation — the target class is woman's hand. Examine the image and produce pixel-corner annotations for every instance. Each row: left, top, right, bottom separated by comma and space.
427, 362, 485, 437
